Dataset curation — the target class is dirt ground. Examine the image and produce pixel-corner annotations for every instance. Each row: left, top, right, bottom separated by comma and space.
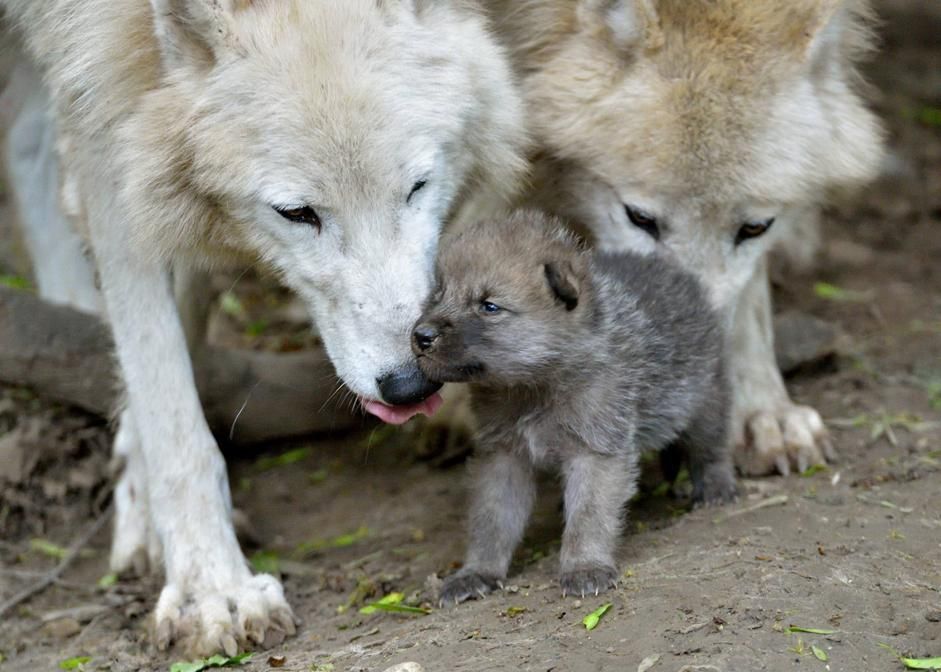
1, 4, 940, 672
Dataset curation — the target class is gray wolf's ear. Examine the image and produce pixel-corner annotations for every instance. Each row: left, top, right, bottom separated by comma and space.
578, 0, 663, 53
544, 263, 580, 312
150, 0, 242, 72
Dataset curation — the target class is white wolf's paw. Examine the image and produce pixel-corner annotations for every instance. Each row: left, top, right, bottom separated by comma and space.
735, 404, 838, 477
154, 573, 296, 657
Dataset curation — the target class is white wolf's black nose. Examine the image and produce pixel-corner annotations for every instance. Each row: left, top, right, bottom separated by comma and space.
377, 364, 442, 406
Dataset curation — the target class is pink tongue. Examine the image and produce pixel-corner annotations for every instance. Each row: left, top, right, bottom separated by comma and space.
364, 392, 444, 425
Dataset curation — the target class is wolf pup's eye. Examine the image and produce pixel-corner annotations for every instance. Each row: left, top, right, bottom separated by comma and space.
735, 217, 775, 246
625, 205, 660, 241
480, 301, 502, 315
274, 205, 322, 231
407, 179, 428, 204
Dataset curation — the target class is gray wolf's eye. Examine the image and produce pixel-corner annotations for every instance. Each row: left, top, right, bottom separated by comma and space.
735, 217, 776, 246
480, 301, 502, 315
407, 179, 428, 204
274, 205, 322, 232
625, 204, 660, 241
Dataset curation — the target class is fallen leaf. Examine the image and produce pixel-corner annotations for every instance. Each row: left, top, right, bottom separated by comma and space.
267, 655, 286, 668
0, 275, 31, 290
59, 657, 92, 670
787, 625, 836, 635
251, 551, 281, 575
169, 652, 252, 672
255, 447, 311, 472
583, 603, 613, 631
97, 573, 118, 589
900, 656, 941, 670
812, 645, 829, 662
505, 606, 527, 618
813, 282, 869, 302
360, 593, 430, 616
31, 538, 68, 560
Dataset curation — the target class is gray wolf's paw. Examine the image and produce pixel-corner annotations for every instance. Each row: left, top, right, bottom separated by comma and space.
560, 566, 618, 599
692, 469, 740, 507
735, 404, 837, 477
154, 573, 297, 657
438, 570, 502, 607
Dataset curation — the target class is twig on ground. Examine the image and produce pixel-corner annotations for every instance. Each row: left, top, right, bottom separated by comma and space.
713, 495, 789, 524
0, 503, 113, 619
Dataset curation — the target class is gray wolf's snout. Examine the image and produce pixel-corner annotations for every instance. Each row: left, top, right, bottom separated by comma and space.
413, 322, 441, 353
376, 364, 442, 406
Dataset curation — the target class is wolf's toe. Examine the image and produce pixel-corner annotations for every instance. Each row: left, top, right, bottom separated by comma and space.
560, 566, 618, 599
439, 570, 501, 607
737, 405, 833, 476
153, 573, 296, 657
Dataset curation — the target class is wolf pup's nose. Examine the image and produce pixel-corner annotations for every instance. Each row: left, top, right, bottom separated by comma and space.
377, 364, 442, 406
413, 323, 440, 352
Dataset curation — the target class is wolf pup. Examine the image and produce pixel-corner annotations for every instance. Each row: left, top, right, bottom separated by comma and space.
486, 0, 884, 476
413, 210, 738, 605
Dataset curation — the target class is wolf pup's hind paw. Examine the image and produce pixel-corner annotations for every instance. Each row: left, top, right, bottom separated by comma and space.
560, 566, 618, 599
736, 404, 837, 477
438, 570, 502, 607
154, 573, 296, 657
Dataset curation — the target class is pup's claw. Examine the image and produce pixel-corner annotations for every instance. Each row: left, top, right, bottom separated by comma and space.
736, 404, 835, 477
560, 566, 618, 599
439, 570, 502, 607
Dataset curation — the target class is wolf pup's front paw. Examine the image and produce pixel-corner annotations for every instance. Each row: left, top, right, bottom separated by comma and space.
439, 569, 502, 607
692, 467, 740, 507
560, 566, 618, 599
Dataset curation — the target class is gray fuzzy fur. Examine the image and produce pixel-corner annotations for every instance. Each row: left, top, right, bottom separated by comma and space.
413, 209, 737, 605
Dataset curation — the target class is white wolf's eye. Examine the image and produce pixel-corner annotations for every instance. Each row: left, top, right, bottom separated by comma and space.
274, 205, 322, 232
407, 179, 428, 204
625, 204, 660, 241
735, 217, 775, 246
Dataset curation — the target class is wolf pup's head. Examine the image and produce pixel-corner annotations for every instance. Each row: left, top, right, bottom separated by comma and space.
413, 210, 590, 387
123, 0, 527, 421
507, 0, 883, 312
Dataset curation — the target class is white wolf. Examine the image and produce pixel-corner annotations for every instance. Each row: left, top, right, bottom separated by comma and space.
2, 0, 526, 655
488, 0, 884, 475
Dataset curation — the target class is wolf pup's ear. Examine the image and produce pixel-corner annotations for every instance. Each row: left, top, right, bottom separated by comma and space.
544, 263, 580, 312
579, 0, 663, 53
150, 0, 243, 73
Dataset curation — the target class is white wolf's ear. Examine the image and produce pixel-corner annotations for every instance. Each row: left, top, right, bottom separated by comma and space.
579, 0, 663, 53
150, 0, 242, 72
804, 0, 876, 71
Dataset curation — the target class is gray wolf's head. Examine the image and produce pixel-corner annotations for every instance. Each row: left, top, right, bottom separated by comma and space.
413, 210, 590, 387
509, 0, 883, 313
123, 0, 527, 418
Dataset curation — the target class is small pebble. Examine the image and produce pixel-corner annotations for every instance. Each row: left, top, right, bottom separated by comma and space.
42, 618, 81, 639
382, 664, 424, 672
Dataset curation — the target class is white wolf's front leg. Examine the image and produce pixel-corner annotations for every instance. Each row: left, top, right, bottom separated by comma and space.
87, 211, 294, 656
731, 259, 837, 476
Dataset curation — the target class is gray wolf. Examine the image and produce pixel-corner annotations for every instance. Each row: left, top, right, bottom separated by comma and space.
412, 210, 737, 605
1, 0, 527, 655
486, 0, 884, 475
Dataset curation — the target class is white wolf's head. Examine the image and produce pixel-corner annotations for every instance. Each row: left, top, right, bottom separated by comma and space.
505, 0, 883, 313
123, 0, 527, 417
